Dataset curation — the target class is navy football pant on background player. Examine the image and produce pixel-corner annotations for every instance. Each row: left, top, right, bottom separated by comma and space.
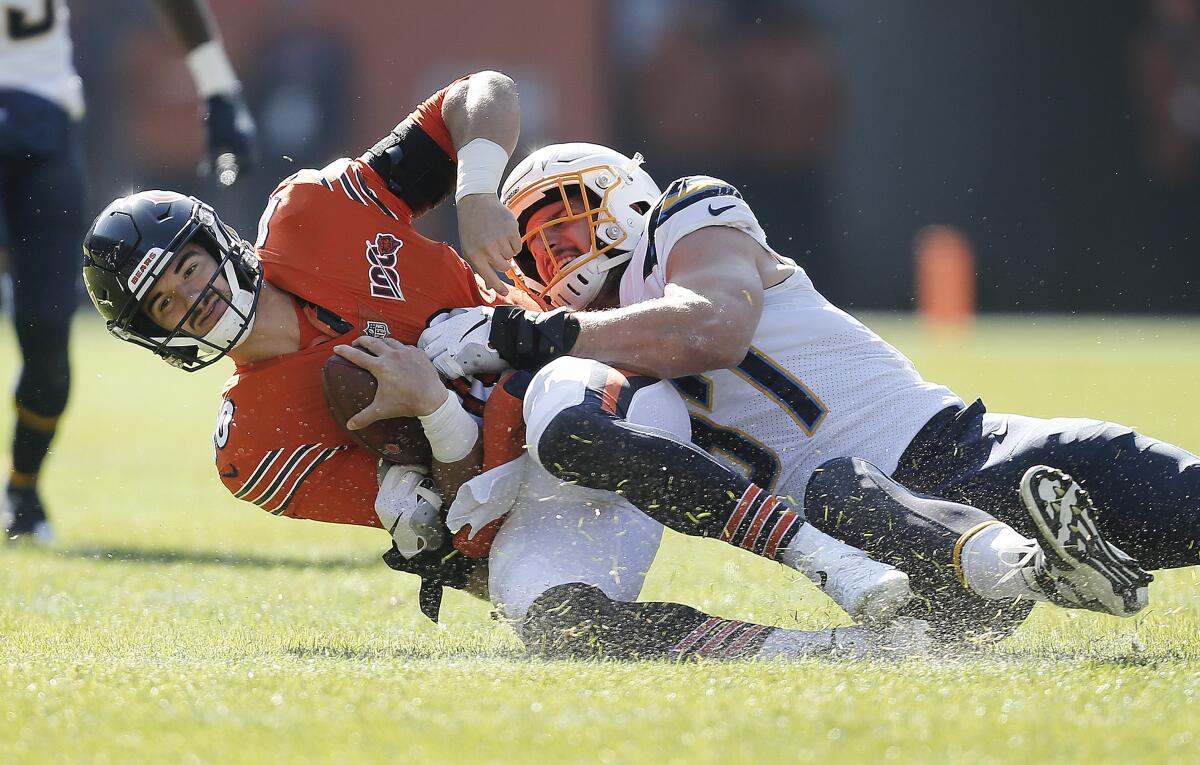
0, 90, 87, 539
892, 399, 1200, 571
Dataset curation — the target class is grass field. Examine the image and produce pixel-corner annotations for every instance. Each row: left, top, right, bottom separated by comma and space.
2, 314, 1199, 765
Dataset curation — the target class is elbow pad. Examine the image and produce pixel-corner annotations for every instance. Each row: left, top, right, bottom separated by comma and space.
361, 119, 455, 217
488, 306, 581, 371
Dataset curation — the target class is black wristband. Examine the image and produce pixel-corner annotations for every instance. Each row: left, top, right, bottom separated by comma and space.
488, 305, 581, 371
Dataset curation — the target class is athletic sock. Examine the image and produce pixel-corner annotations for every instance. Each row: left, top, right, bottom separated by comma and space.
11, 402, 59, 478
715, 483, 806, 560
756, 627, 838, 659
957, 522, 1049, 602
776, 520, 857, 577
669, 616, 777, 660
523, 583, 778, 660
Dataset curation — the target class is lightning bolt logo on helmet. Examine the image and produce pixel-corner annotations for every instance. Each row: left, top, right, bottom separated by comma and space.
500, 143, 661, 310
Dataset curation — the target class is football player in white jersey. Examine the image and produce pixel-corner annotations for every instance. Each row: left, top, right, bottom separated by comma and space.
417, 143, 1190, 639
1, 0, 256, 540
337, 336, 931, 660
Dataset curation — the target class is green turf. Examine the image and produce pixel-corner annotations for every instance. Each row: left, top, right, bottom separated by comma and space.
2, 315, 1198, 765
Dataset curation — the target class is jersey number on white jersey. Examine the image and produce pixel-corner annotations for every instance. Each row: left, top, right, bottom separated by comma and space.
5, 1, 56, 40
673, 346, 827, 490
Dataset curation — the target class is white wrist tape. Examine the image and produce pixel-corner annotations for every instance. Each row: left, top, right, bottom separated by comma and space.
418, 391, 479, 463
454, 137, 509, 203
185, 40, 241, 98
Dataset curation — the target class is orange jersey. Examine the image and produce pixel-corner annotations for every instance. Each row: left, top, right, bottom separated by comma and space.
212, 80, 521, 529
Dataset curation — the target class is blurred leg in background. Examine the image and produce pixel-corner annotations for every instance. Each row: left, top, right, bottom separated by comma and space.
0, 90, 87, 542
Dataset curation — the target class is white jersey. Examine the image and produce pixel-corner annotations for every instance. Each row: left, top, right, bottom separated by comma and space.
0, 0, 83, 118
619, 175, 963, 499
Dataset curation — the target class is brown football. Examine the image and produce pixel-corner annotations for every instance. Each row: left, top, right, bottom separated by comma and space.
321, 353, 432, 466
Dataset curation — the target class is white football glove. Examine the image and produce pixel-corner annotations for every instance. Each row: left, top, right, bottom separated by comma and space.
418, 306, 509, 379
375, 464, 447, 559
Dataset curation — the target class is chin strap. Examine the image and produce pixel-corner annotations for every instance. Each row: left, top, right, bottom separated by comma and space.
487, 305, 582, 371
202, 290, 256, 352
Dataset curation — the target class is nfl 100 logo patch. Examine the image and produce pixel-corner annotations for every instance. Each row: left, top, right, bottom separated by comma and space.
365, 233, 405, 300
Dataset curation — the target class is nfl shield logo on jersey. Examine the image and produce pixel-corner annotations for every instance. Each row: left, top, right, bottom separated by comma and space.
364, 321, 390, 338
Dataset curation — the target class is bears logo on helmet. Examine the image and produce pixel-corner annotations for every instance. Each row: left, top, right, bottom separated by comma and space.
81, 190, 262, 371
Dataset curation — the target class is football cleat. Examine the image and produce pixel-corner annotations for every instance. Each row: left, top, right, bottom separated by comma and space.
4, 487, 55, 545
799, 539, 914, 625
1019, 465, 1152, 617
828, 617, 934, 659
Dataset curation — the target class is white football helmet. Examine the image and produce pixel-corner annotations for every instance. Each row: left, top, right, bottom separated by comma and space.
501, 143, 661, 309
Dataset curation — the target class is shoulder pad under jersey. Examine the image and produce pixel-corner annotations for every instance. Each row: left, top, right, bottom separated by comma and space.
641, 176, 768, 281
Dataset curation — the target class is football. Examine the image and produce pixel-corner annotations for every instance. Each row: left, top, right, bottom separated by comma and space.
321, 353, 432, 466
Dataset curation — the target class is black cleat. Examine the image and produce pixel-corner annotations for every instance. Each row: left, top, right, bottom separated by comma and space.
1019, 465, 1152, 617
4, 487, 55, 544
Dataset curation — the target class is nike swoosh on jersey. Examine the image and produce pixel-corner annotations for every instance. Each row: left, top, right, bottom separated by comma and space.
708, 203, 736, 216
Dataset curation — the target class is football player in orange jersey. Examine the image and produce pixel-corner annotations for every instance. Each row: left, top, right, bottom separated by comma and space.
82, 71, 522, 612
80, 72, 929, 659
83, 71, 524, 516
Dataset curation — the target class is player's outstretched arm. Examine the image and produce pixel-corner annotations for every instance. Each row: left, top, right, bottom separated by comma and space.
427, 227, 765, 380
570, 226, 765, 378
442, 72, 523, 294
146, 0, 258, 185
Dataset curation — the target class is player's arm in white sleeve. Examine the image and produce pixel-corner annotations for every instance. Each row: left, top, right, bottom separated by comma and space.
429, 177, 774, 380
570, 179, 768, 378
572, 227, 763, 378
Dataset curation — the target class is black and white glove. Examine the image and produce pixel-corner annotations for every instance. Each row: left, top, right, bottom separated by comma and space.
419, 305, 583, 377
381, 542, 483, 623
375, 465, 446, 558
201, 92, 258, 186
376, 463, 483, 622
381, 536, 483, 623
418, 307, 508, 379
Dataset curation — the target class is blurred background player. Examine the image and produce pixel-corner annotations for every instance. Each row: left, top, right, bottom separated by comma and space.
0, 0, 257, 540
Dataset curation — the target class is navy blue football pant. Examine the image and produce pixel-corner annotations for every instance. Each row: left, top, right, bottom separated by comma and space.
0, 90, 85, 474
890, 399, 1200, 571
